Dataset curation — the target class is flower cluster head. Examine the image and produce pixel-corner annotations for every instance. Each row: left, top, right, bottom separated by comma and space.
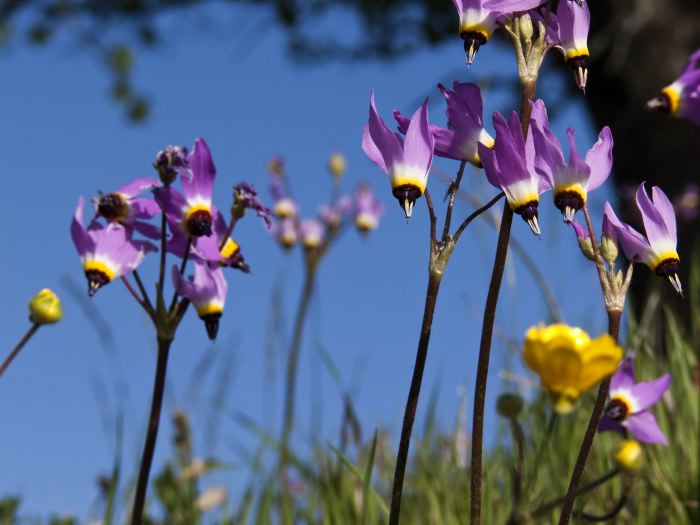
363, 94, 434, 218
600, 355, 671, 445
479, 106, 550, 236
523, 324, 622, 414
648, 49, 700, 126
394, 82, 493, 166
267, 156, 383, 253
71, 137, 268, 340
449, 0, 546, 65
604, 183, 682, 295
531, 100, 613, 223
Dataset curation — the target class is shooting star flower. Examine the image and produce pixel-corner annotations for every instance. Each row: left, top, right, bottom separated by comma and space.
394, 82, 494, 166
93, 178, 161, 239
647, 49, 700, 126
604, 184, 682, 294
353, 185, 384, 233
172, 261, 228, 340
362, 94, 434, 219
600, 356, 671, 445
71, 197, 156, 296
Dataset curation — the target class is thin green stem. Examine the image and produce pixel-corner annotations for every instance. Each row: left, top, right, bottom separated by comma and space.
388, 270, 444, 525
557, 310, 622, 524
157, 213, 167, 296
509, 418, 526, 513
132, 270, 154, 315
470, 79, 537, 525
452, 192, 505, 242
169, 238, 192, 315
0, 324, 40, 379
130, 337, 172, 525
121, 276, 146, 309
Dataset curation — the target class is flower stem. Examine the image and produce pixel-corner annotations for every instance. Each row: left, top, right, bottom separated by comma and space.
157, 213, 167, 295
442, 160, 468, 240
279, 266, 317, 456
0, 324, 40, 379
130, 337, 172, 525
470, 79, 537, 525
557, 310, 621, 524
389, 269, 443, 525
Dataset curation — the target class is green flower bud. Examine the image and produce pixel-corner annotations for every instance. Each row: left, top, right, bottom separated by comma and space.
496, 393, 524, 419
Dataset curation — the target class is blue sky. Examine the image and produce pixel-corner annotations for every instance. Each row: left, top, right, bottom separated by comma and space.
0, 4, 615, 519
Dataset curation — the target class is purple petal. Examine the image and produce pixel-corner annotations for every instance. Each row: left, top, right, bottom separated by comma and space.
610, 356, 635, 391
565, 127, 592, 183
71, 197, 94, 258
585, 126, 613, 192
483, 0, 546, 11
629, 374, 671, 412
450, 0, 463, 13
367, 93, 404, 173
402, 98, 434, 173
604, 202, 650, 262
182, 138, 216, 204
115, 178, 159, 199
636, 183, 675, 249
130, 220, 161, 240
651, 185, 678, 241
625, 411, 668, 445
362, 125, 388, 173
129, 197, 160, 220
478, 142, 501, 189
450, 82, 484, 126
681, 48, 700, 76
154, 187, 187, 224
598, 416, 625, 435
492, 112, 529, 186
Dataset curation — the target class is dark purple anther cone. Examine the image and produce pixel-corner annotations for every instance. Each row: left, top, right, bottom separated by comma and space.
203, 313, 221, 341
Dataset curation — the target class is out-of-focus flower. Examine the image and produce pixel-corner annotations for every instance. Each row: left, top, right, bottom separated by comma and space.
172, 261, 228, 340
231, 181, 272, 228
274, 217, 298, 249
299, 219, 324, 249
615, 440, 644, 472
523, 324, 622, 414
600, 356, 671, 445
270, 176, 298, 219
155, 138, 217, 238
647, 49, 700, 126
532, 101, 612, 223
93, 178, 161, 239
394, 82, 493, 166
675, 182, 700, 222
571, 220, 595, 261
328, 153, 347, 178
353, 185, 384, 233
71, 197, 156, 296
154, 145, 189, 185
319, 196, 353, 228
549, 0, 591, 91
362, 94, 434, 219
28, 289, 62, 325
604, 183, 682, 294
450, 0, 546, 65
197, 487, 227, 512
478, 108, 550, 236
267, 156, 285, 177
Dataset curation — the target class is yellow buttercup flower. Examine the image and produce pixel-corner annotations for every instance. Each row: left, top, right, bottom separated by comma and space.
523, 324, 622, 414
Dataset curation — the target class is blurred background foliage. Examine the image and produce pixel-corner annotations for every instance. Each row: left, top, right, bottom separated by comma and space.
1, 264, 698, 524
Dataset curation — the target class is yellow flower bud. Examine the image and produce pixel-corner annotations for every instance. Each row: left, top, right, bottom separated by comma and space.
328, 153, 346, 178
615, 440, 644, 472
28, 289, 62, 325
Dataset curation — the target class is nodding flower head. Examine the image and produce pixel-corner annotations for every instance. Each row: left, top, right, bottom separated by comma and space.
599, 356, 671, 445
328, 153, 347, 178
269, 175, 298, 219
273, 217, 299, 250
604, 184, 682, 295
232, 181, 272, 228
523, 323, 622, 414
394, 82, 493, 166
154, 138, 217, 238
154, 145, 189, 185
173, 261, 228, 340
478, 106, 550, 236
71, 197, 156, 296
550, 0, 590, 91
93, 178, 161, 239
299, 219, 325, 249
362, 93, 434, 219
450, 0, 546, 65
319, 196, 353, 228
647, 49, 700, 127
531, 101, 613, 223
571, 220, 596, 261
353, 185, 384, 233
